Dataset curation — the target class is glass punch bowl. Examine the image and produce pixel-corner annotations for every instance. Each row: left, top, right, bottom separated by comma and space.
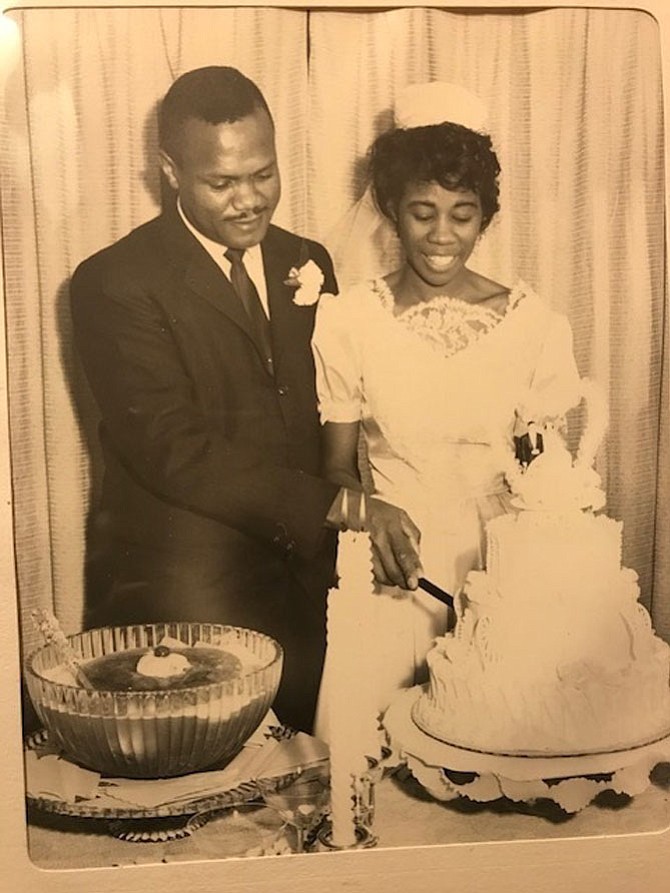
25, 622, 283, 779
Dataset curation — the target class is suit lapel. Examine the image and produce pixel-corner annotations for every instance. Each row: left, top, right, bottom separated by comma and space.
160, 210, 272, 372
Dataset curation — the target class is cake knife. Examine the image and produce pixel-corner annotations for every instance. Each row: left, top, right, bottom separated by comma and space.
417, 577, 454, 608
405, 526, 455, 608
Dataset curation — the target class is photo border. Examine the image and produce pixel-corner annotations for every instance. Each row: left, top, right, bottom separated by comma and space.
1, 1, 668, 889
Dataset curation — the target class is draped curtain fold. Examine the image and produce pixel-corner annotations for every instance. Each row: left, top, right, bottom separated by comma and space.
2, 6, 667, 655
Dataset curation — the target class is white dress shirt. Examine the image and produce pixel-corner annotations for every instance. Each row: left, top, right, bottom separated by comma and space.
177, 200, 270, 318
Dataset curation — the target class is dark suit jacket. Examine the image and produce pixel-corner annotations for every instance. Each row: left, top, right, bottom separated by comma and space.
70, 207, 340, 730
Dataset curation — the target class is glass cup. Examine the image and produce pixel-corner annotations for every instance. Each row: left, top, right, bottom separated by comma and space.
185, 802, 289, 859
256, 767, 330, 853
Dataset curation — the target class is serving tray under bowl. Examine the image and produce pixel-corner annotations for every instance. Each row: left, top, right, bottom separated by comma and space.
24, 729, 294, 821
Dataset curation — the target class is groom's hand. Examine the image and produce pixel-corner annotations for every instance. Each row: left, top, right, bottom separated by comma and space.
366, 497, 423, 591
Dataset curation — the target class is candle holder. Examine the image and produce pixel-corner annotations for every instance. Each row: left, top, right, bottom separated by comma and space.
312, 753, 390, 852
315, 820, 378, 851
354, 746, 396, 827
352, 771, 375, 828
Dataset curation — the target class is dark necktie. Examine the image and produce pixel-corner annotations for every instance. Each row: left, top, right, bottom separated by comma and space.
225, 248, 273, 371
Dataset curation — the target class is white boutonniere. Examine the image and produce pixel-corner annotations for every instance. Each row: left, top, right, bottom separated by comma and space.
284, 259, 327, 306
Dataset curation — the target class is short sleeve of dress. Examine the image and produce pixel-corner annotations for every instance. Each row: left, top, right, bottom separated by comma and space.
516, 310, 582, 425
312, 287, 365, 424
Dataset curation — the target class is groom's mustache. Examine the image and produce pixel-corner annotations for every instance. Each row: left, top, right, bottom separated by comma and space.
224, 209, 268, 222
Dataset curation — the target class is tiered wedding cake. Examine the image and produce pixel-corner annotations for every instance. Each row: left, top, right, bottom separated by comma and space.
412, 382, 670, 756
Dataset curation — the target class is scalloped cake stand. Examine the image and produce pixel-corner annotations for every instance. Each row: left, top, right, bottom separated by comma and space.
383, 686, 670, 814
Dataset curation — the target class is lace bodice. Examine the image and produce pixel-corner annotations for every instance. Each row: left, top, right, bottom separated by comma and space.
314, 276, 581, 512
374, 279, 519, 359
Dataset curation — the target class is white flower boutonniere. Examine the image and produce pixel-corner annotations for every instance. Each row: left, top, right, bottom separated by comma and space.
284, 259, 327, 306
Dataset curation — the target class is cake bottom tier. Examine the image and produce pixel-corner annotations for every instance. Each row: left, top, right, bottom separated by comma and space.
413, 645, 670, 756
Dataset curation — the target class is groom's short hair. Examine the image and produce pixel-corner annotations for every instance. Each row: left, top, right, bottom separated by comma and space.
159, 66, 273, 160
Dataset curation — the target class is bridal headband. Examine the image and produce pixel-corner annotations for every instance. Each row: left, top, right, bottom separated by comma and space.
393, 81, 489, 133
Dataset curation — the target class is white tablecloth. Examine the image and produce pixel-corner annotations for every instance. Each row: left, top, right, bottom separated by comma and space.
26, 766, 670, 869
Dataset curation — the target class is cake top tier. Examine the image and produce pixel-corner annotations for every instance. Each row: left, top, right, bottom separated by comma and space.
509, 379, 607, 512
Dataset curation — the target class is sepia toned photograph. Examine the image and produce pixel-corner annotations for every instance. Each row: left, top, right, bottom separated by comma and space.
1, 2, 669, 889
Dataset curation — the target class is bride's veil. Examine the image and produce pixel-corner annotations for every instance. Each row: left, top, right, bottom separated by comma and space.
326, 187, 402, 287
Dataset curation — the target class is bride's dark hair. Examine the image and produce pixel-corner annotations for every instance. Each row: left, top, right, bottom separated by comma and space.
369, 122, 501, 232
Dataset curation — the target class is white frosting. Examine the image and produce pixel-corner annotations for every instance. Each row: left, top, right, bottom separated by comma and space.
414, 632, 670, 755
415, 509, 670, 753
485, 511, 622, 597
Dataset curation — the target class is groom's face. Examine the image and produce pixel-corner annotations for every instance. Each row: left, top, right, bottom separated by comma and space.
160, 107, 281, 250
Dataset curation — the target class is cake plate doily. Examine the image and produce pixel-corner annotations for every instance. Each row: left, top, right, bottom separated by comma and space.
383, 687, 670, 814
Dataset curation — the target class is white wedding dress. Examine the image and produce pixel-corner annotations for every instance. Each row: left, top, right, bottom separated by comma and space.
311, 279, 582, 737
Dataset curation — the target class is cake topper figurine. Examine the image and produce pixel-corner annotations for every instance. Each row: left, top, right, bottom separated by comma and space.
509, 378, 608, 512
514, 420, 544, 468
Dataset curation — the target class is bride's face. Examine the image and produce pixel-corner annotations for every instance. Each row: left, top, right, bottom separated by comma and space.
395, 180, 483, 293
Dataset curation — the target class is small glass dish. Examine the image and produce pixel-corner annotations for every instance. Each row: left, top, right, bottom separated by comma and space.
185, 802, 290, 859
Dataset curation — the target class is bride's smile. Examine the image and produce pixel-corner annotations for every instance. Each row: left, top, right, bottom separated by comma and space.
393, 181, 483, 301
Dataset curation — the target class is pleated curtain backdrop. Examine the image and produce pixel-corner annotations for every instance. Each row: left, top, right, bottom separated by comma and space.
2, 6, 668, 654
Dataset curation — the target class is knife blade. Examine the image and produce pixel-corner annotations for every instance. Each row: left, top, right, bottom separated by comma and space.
417, 577, 454, 608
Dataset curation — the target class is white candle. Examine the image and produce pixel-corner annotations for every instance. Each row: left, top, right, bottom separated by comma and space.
327, 570, 358, 846
327, 531, 380, 846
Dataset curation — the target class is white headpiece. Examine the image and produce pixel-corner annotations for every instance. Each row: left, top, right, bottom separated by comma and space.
325, 83, 490, 286
394, 82, 489, 132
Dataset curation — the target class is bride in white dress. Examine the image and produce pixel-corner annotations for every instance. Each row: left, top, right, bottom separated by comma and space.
312, 84, 582, 729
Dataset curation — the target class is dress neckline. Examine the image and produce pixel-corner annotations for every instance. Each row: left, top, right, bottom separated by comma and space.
370, 278, 534, 360
372, 277, 529, 320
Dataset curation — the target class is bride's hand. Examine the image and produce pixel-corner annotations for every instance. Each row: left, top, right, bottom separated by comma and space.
366, 497, 423, 590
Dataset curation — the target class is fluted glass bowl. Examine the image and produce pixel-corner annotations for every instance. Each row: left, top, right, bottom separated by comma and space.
25, 623, 283, 779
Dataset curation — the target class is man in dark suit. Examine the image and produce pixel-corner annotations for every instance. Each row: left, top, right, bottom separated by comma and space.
70, 67, 421, 733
